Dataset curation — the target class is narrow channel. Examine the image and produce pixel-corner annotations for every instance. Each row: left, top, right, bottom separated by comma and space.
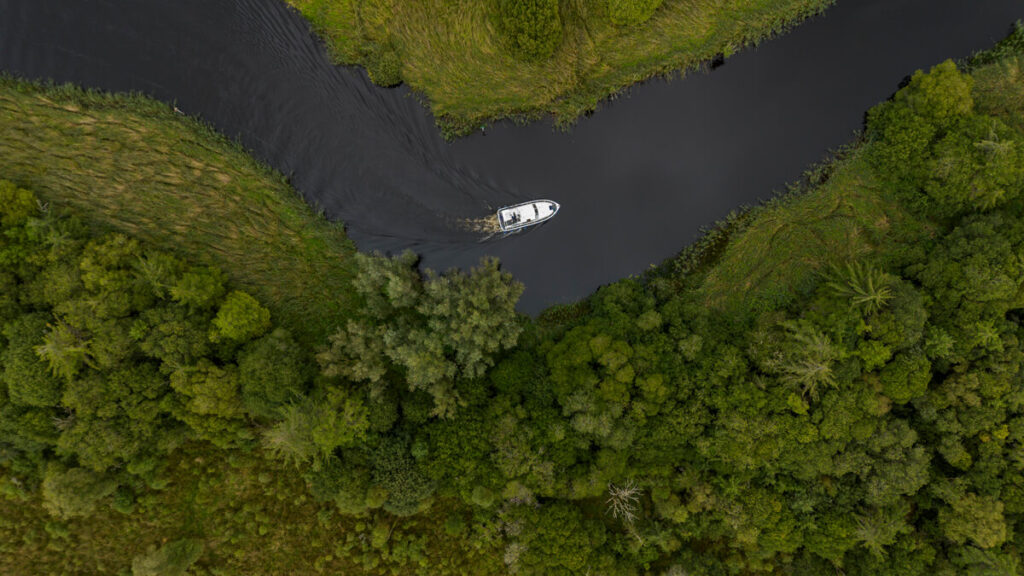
1, 0, 1021, 310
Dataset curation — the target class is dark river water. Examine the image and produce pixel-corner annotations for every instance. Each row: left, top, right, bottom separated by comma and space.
1, 0, 1022, 311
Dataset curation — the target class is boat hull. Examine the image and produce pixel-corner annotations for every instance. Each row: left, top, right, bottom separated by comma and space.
497, 200, 560, 232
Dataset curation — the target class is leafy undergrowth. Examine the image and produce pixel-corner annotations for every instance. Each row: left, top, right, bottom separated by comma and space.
0, 446, 504, 576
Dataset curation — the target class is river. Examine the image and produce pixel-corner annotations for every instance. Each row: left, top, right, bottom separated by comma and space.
1, 0, 1022, 311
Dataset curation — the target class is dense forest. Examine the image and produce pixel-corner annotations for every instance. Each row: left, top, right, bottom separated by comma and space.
3, 21, 1024, 576
287, 0, 833, 135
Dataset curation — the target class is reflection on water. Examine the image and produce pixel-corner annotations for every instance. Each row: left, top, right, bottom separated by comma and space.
1, 0, 1022, 310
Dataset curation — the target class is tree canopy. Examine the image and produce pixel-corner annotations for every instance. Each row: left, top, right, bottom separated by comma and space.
7, 28, 1024, 576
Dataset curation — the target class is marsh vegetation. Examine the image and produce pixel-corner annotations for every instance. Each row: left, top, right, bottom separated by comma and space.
288, 0, 834, 135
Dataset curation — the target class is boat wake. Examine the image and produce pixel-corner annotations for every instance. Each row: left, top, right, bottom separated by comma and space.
459, 214, 501, 235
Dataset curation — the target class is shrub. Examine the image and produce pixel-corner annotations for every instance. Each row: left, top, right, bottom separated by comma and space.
41, 464, 118, 519
498, 0, 563, 61
510, 502, 610, 575
367, 43, 403, 87
131, 539, 204, 576
606, 0, 663, 27
372, 436, 435, 516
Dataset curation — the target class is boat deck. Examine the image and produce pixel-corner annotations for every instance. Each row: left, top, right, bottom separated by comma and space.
498, 200, 559, 232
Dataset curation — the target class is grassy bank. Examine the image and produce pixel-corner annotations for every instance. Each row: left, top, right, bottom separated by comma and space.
0, 78, 356, 344
288, 0, 833, 135
694, 148, 922, 310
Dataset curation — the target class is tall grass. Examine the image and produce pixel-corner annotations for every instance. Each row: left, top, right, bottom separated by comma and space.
0, 78, 357, 345
695, 149, 920, 311
288, 0, 834, 136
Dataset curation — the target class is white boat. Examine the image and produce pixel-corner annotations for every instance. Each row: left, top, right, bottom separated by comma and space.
497, 200, 560, 232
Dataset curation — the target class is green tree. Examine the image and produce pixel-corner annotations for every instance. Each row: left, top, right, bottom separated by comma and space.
895, 60, 974, 129
40, 463, 118, 519
922, 116, 1024, 215
133, 250, 186, 300
263, 391, 369, 465
169, 266, 226, 310
0, 180, 38, 228
169, 360, 250, 448
351, 250, 420, 315
418, 257, 523, 380
867, 101, 937, 183
170, 360, 244, 419
938, 490, 1008, 549
948, 545, 1021, 576
862, 419, 931, 507
914, 213, 1024, 330
57, 363, 173, 471
826, 262, 895, 315
131, 305, 212, 367
72, 234, 151, 322
867, 59, 977, 208
318, 320, 389, 392
210, 291, 271, 343
2, 313, 63, 407
238, 328, 310, 419
321, 254, 522, 417
779, 320, 841, 400
853, 505, 910, 560
34, 319, 91, 382
879, 352, 931, 404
